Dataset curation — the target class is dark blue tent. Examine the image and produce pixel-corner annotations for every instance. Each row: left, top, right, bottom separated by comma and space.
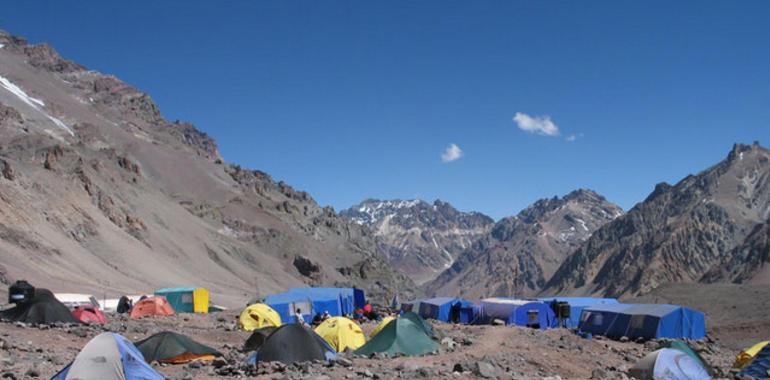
740, 343, 770, 379
288, 288, 359, 316
418, 297, 473, 323
578, 303, 706, 340
478, 298, 556, 329
536, 297, 619, 328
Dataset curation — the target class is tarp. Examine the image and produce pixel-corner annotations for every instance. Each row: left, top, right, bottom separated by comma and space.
0, 288, 80, 325
135, 331, 221, 364
354, 312, 438, 357
54, 294, 100, 310
629, 348, 711, 380
734, 341, 770, 369
52, 332, 163, 380
242, 326, 277, 352
417, 297, 473, 323
72, 306, 108, 325
578, 304, 706, 340
239, 303, 282, 331
251, 324, 336, 364
314, 316, 366, 352
536, 297, 619, 328
740, 343, 770, 379
478, 298, 556, 329
129, 296, 175, 318
154, 287, 209, 313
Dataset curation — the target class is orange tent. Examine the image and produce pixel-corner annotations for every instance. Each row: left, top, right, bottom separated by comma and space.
130, 296, 175, 318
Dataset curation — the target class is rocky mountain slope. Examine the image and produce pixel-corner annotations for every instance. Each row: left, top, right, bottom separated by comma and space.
544, 143, 770, 298
0, 30, 413, 306
340, 199, 494, 284
424, 190, 623, 299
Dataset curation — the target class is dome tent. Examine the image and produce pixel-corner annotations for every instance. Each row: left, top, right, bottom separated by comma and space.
249, 324, 336, 364
242, 326, 278, 352
72, 305, 108, 325
238, 303, 281, 331
52, 332, 163, 380
130, 296, 175, 318
0, 288, 80, 325
354, 312, 438, 357
370, 316, 396, 338
314, 316, 366, 352
739, 342, 770, 379
734, 341, 770, 370
135, 331, 222, 364
629, 348, 711, 380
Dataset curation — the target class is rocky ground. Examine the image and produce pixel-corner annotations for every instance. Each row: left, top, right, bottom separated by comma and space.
0, 311, 745, 380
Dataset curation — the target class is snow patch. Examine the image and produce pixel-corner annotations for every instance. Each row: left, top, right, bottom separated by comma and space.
0, 44, 5, 49
0, 75, 74, 136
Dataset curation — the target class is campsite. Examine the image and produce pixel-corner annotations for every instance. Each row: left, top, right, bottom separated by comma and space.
0, 282, 766, 379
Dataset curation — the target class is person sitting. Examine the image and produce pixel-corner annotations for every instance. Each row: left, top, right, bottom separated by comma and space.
311, 312, 323, 326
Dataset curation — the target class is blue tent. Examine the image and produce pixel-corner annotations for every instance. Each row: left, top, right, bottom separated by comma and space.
288, 287, 358, 316
265, 291, 340, 324
578, 303, 706, 340
52, 333, 163, 380
478, 298, 556, 329
740, 343, 770, 379
536, 297, 619, 328
265, 287, 363, 323
418, 297, 473, 323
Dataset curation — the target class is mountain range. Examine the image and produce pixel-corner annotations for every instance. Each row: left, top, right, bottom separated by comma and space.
340, 199, 494, 284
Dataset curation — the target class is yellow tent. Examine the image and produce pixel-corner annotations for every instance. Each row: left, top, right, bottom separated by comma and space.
369, 316, 395, 338
733, 341, 770, 369
238, 303, 282, 331
314, 316, 366, 352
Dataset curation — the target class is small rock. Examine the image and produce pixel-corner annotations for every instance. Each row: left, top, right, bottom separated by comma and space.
24, 368, 40, 378
474, 361, 499, 379
619, 336, 629, 342
591, 368, 610, 379
491, 319, 506, 326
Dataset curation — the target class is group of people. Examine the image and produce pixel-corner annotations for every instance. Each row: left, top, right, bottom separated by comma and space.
293, 303, 383, 326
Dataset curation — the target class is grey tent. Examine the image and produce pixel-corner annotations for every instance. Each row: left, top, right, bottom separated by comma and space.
52, 332, 163, 380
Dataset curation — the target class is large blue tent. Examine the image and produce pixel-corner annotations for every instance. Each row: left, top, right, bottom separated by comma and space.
478, 298, 556, 329
578, 303, 706, 340
417, 297, 473, 323
400, 299, 424, 313
265, 287, 365, 323
536, 297, 619, 328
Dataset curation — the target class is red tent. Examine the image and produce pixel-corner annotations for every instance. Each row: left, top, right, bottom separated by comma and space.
72, 306, 108, 325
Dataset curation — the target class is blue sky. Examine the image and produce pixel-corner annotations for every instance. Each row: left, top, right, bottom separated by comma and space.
3, 1, 769, 219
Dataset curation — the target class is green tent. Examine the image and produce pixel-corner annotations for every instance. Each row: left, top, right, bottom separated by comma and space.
135, 331, 221, 364
354, 312, 438, 357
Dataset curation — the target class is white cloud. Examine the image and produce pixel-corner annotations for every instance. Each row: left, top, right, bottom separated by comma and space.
513, 112, 560, 137
565, 134, 577, 142
441, 143, 463, 163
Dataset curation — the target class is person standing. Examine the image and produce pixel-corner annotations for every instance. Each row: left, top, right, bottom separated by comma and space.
294, 308, 306, 325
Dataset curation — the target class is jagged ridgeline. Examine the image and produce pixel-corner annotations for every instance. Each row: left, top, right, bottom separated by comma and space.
0, 30, 413, 305
544, 143, 770, 297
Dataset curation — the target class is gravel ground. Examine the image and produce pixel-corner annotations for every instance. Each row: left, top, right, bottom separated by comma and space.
0, 311, 749, 379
